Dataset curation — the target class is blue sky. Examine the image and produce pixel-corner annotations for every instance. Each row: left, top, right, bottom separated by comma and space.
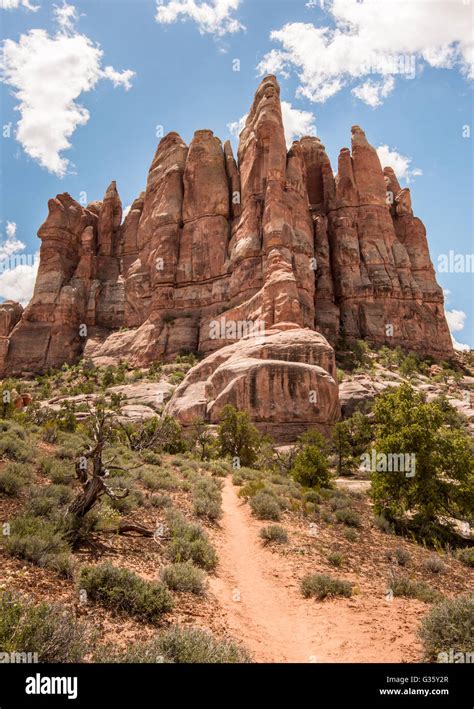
0, 0, 472, 349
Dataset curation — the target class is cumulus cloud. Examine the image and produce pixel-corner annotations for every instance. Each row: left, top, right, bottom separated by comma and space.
0, 5, 135, 176
0, 222, 25, 261
228, 101, 317, 148
53, 1, 78, 33
258, 0, 474, 105
0, 261, 39, 306
155, 0, 244, 37
376, 144, 422, 184
0, 222, 37, 306
0, 0, 39, 10
351, 76, 395, 108
445, 308, 470, 352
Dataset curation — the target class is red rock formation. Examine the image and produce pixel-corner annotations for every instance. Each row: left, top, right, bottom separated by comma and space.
0, 76, 453, 435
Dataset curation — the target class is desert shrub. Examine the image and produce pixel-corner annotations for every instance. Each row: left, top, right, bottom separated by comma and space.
151, 493, 173, 509
327, 552, 344, 568
0, 462, 33, 496
418, 596, 474, 661
141, 468, 180, 491
238, 478, 265, 499
374, 514, 394, 534
165, 511, 217, 571
249, 491, 281, 521
141, 450, 162, 465
0, 419, 27, 439
0, 434, 32, 462
334, 508, 362, 528
80, 563, 173, 622
386, 547, 411, 567
0, 591, 92, 662
217, 405, 261, 467
192, 478, 222, 521
100, 626, 251, 663
304, 490, 322, 505
328, 494, 352, 511
344, 528, 358, 542
160, 562, 206, 595
259, 525, 288, 545
39, 456, 71, 484
389, 575, 441, 603
455, 547, 474, 568
424, 556, 446, 574
301, 573, 352, 600
0, 469, 23, 496
4, 515, 73, 578
25, 485, 73, 519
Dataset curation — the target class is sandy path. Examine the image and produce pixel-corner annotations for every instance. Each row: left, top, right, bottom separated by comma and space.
209, 478, 423, 663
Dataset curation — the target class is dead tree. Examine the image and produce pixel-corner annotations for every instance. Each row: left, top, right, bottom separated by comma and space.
66, 407, 153, 538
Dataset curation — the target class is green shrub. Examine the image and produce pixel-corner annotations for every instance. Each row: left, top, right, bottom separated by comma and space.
328, 494, 352, 511
0, 591, 92, 662
344, 529, 358, 542
249, 491, 281, 521
80, 563, 173, 622
260, 525, 288, 545
291, 445, 330, 489
374, 514, 394, 534
26, 485, 73, 519
217, 405, 261, 467
101, 626, 251, 663
0, 462, 32, 496
455, 547, 474, 568
4, 515, 74, 578
419, 596, 474, 661
390, 575, 441, 603
160, 562, 206, 595
142, 468, 179, 491
141, 450, 162, 465
151, 493, 173, 508
386, 547, 411, 567
192, 478, 222, 521
0, 434, 32, 462
304, 489, 321, 505
39, 456, 71, 484
370, 384, 474, 530
424, 556, 446, 574
301, 573, 353, 600
165, 511, 217, 571
334, 508, 362, 528
327, 552, 344, 568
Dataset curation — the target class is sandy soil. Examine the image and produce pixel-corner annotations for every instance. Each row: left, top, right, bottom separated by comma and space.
209, 478, 424, 663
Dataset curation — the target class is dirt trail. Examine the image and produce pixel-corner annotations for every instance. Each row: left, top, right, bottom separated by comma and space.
209, 478, 422, 663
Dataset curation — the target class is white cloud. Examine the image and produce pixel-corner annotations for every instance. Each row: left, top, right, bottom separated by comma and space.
0, 9, 135, 177
228, 101, 317, 148
445, 308, 470, 351
155, 0, 244, 37
258, 0, 474, 105
53, 2, 78, 33
0, 0, 39, 10
0, 261, 38, 306
0, 222, 25, 261
122, 204, 132, 220
376, 144, 422, 184
351, 76, 395, 107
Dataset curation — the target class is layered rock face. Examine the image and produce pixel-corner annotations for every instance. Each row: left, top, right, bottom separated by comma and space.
0, 76, 452, 436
